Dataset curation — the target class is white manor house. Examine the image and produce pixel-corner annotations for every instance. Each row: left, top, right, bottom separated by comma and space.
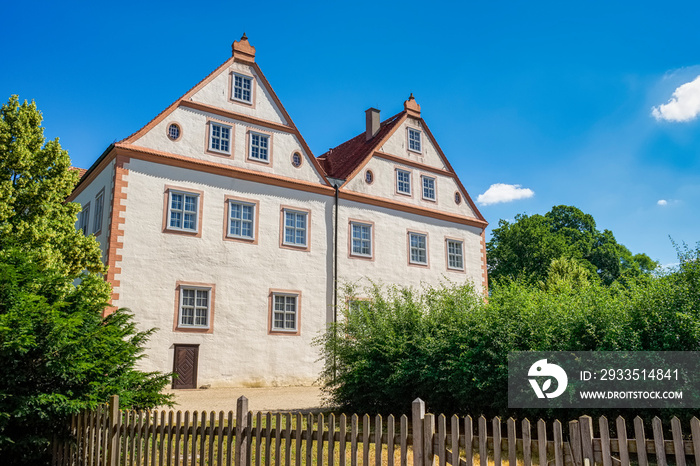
70, 35, 488, 388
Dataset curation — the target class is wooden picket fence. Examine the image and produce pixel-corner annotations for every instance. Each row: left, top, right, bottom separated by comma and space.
53, 395, 700, 466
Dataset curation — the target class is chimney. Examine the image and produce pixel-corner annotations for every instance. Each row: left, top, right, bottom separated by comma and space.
365, 108, 380, 141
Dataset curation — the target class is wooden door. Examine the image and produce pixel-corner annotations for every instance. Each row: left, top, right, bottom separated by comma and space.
172, 344, 199, 389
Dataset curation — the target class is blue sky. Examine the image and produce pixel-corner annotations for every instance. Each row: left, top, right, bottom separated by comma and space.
3, 0, 699, 267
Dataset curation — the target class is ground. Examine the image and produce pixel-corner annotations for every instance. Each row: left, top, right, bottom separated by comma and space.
162, 386, 325, 412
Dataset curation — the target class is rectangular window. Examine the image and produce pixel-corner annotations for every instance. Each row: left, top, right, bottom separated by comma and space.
168, 191, 199, 232
283, 209, 307, 247
93, 190, 104, 234
179, 287, 210, 329
351, 222, 372, 258
249, 132, 270, 162
228, 200, 255, 240
79, 203, 90, 236
422, 176, 436, 201
408, 128, 422, 152
209, 122, 231, 154
447, 239, 464, 270
396, 169, 411, 195
233, 74, 252, 103
409, 232, 428, 265
272, 293, 298, 332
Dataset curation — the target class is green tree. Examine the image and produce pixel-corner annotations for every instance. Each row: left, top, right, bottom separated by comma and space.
0, 95, 103, 276
0, 96, 171, 465
487, 205, 657, 286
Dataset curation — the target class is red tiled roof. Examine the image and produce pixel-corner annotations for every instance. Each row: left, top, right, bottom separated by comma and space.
70, 167, 88, 179
317, 111, 404, 179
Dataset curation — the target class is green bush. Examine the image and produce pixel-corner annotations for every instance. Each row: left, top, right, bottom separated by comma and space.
0, 251, 172, 465
317, 244, 700, 419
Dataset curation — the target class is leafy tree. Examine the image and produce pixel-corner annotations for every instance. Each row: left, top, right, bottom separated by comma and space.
487, 205, 657, 286
0, 96, 171, 465
0, 95, 103, 276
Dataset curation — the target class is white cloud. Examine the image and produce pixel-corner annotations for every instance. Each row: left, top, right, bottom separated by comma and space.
477, 183, 534, 206
657, 199, 668, 206
652, 75, 700, 122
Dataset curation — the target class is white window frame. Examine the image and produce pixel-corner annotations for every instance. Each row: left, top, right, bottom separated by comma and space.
168, 190, 200, 233
79, 203, 90, 236
350, 222, 372, 258
409, 232, 428, 265
282, 209, 308, 248
271, 292, 298, 332
408, 128, 422, 153
232, 73, 253, 104
93, 190, 104, 234
446, 239, 465, 271
227, 200, 256, 240
396, 169, 411, 195
209, 122, 232, 154
249, 131, 270, 163
178, 286, 211, 329
422, 175, 436, 201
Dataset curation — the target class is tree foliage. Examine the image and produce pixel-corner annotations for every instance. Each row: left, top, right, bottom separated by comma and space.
486, 205, 657, 286
317, 243, 700, 419
0, 95, 103, 276
0, 96, 171, 465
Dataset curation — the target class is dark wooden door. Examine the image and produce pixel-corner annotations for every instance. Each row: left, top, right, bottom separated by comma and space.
172, 344, 199, 389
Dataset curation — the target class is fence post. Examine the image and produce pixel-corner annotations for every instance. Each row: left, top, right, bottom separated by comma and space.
235, 396, 249, 466
579, 416, 594, 466
107, 395, 120, 466
412, 398, 425, 466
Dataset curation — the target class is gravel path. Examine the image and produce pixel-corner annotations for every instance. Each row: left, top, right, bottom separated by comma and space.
163, 386, 326, 413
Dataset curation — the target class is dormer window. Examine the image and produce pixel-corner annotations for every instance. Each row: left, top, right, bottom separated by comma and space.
408, 128, 422, 153
233, 73, 253, 103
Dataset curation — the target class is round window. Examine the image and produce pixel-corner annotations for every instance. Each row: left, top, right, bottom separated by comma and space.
365, 170, 374, 184
292, 152, 302, 168
167, 123, 181, 141
454, 191, 462, 204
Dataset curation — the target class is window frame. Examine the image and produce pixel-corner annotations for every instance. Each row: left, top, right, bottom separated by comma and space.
223, 196, 259, 244
268, 289, 301, 335
93, 189, 105, 235
407, 127, 422, 154
395, 168, 412, 196
167, 122, 182, 141
207, 121, 233, 156
348, 219, 374, 260
230, 71, 255, 106
279, 206, 311, 251
407, 230, 430, 267
79, 202, 91, 236
162, 186, 204, 238
421, 175, 436, 202
174, 282, 215, 333
291, 152, 303, 168
445, 237, 466, 272
247, 130, 272, 165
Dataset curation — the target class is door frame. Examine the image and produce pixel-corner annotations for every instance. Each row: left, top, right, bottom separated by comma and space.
172, 344, 200, 389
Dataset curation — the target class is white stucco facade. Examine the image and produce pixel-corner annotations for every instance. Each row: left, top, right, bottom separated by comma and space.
70, 36, 488, 388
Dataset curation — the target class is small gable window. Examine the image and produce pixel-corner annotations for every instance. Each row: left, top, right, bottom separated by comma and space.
422, 176, 436, 201
408, 128, 422, 153
291, 152, 302, 168
454, 191, 462, 205
233, 74, 253, 103
209, 122, 231, 154
396, 169, 411, 195
365, 170, 374, 184
249, 132, 270, 162
168, 123, 181, 141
